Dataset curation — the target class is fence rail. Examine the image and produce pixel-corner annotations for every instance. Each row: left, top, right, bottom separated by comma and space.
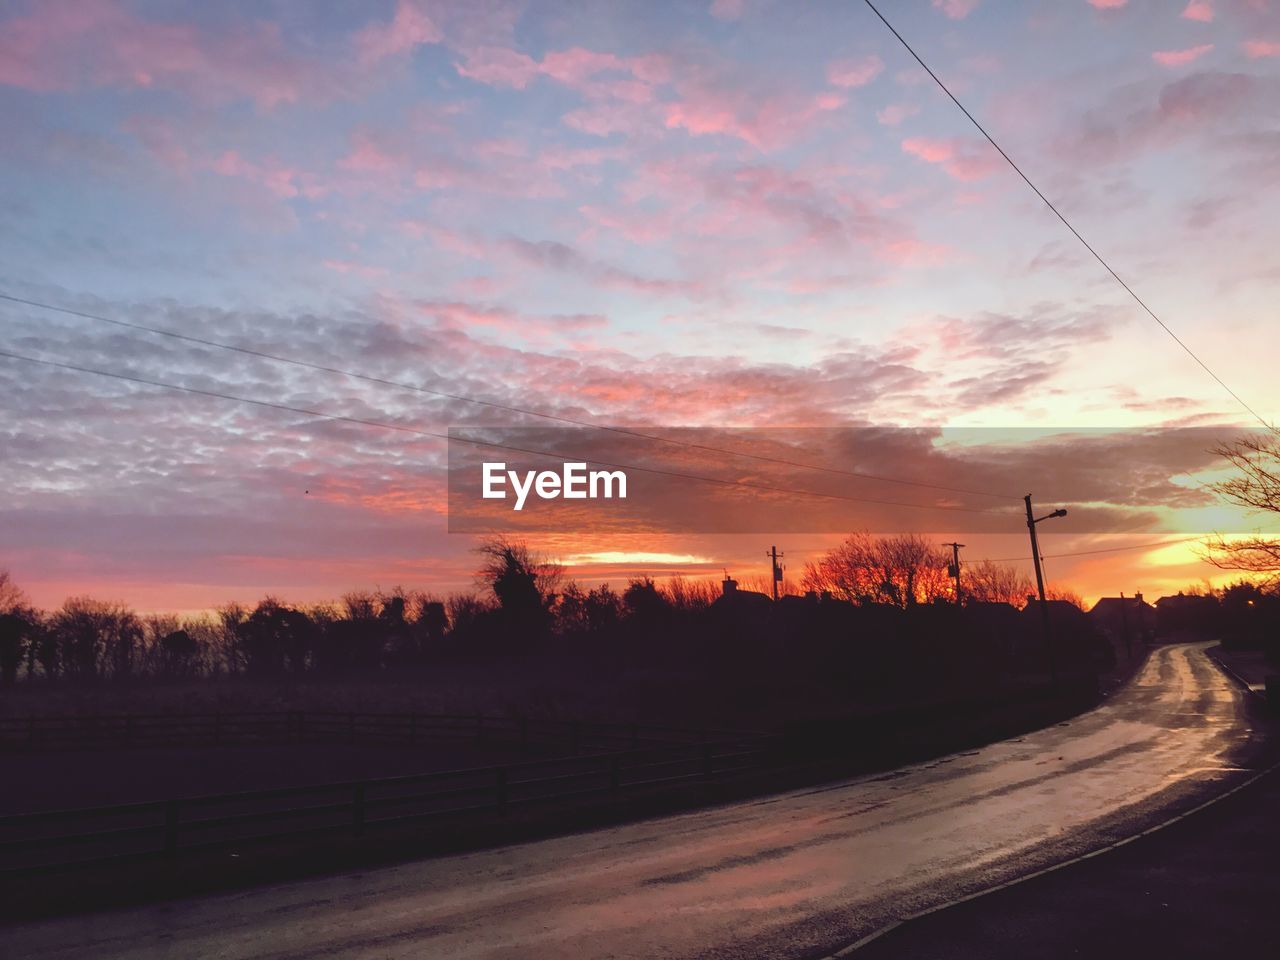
0, 735, 772, 873
0, 711, 747, 755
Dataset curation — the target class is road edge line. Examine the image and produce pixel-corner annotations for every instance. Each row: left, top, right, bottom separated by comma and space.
818, 651, 1278, 958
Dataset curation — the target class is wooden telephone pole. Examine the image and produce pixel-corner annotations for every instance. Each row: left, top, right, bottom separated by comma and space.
1025, 494, 1066, 687
942, 542, 964, 605
767, 546, 784, 601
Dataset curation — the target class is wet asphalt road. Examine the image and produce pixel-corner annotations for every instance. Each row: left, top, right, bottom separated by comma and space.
6, 643, 1261, 960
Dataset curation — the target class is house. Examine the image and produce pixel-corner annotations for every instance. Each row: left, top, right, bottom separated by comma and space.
1020, 600, 1114, 670
965, 600, 1023, 659
1088, 595, 1156, 651
713, 576, 772, 611
1154, 592, 1219, 640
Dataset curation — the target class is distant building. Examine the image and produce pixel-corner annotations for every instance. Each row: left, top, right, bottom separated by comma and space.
965, 600, 1023, 657
714, 576, 772, 611
1154, 592, 1219, 640
1021, 599, 1115, 669
1089, 595, 1155, 649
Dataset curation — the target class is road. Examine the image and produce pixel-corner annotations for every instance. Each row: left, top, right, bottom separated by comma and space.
7, 643, 1262, 960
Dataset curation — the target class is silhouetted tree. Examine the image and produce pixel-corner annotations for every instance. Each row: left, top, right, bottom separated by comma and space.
1047, 586, 1086, 610
235, 598, 317, 676
1204, 434, 1280, 584
556, 582, 622, 635
159, 630, 199, 676
963, 560, 1032, 607
664, 576, 716, 611
802, 533, 950, 607
622, 577, 670, 623
0, 571, 37, 684
476, 537, 559, 640
0, 613, 32, 685
419, 600, 448, 646
47, 597, 142, 681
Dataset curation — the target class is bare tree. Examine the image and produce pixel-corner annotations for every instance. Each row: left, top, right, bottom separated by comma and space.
476, 536, 562, 625
802, 533, 950, 607
963, 560, 1033, 607
1047, 586, 1086, 610
1204, 434, 1280, 584
0, 571, 37, 684
48, 597, 143, 680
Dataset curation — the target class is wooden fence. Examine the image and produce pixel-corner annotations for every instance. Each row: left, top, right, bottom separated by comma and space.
0, 734, 771, 873
0, 711, 744, 755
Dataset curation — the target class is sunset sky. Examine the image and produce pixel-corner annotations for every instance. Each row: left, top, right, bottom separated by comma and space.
2, 0, 1279, 612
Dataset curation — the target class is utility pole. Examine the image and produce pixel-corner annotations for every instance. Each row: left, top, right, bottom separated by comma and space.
1119, 591, 1132, 660
943, 542, 965, 606
1025, 494, 1065, 688
767, 546, 784, 601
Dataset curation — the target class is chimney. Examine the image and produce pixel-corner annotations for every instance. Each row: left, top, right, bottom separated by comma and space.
722, 576, 738, 596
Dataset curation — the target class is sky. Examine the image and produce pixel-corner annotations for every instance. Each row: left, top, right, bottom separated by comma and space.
2, 0, 1279, 612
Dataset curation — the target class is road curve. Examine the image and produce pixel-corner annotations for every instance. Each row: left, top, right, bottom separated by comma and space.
7, 643, 1262, 960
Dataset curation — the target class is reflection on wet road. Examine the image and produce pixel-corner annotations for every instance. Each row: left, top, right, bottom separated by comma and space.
9, 643, 1259, 960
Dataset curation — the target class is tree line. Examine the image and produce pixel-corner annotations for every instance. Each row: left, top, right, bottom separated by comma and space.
0, 534, 1108, 687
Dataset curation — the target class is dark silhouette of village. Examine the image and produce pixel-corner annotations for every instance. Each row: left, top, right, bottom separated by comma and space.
1, 535, 1275, 731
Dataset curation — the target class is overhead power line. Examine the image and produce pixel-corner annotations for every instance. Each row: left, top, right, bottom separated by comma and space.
861, 0, 1275, 435
0, 347, 1002, 516
0, 292, 1020, 501
979, 536, 1203, 563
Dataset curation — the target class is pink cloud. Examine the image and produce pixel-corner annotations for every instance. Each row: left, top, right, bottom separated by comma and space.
322, 259, 391, 279
932, 0, 979, 18
211, 150, 326, 200
1088, 0, 1127, 8
825, 55, 884, 89
1181, 1, 1214, 21
1152, 44, 1214, 67
540, 47, 626, 84
876, 103, 920, 126
454, 43, 667, 105
339, 132, 404, 174
1243, 39, 1280, 58
354, 0, 442, 64
710, 0, 746, 21
454, 45, 540, 88
901, 137, 1000, 181
664, 89, 844, 149
419, 301, 607, 339
0, 0, 333, 107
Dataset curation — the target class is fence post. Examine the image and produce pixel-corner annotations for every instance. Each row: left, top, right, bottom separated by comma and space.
702, 743, 713, 779
496, 768, 508, 815
353, 784, 366, 836
519, 718, 529, 751
348, 712, 356, 744
630, 724, 639, 750
570, 722, 581, 756
163, 800, 179, 858
609, 755, 621, 795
